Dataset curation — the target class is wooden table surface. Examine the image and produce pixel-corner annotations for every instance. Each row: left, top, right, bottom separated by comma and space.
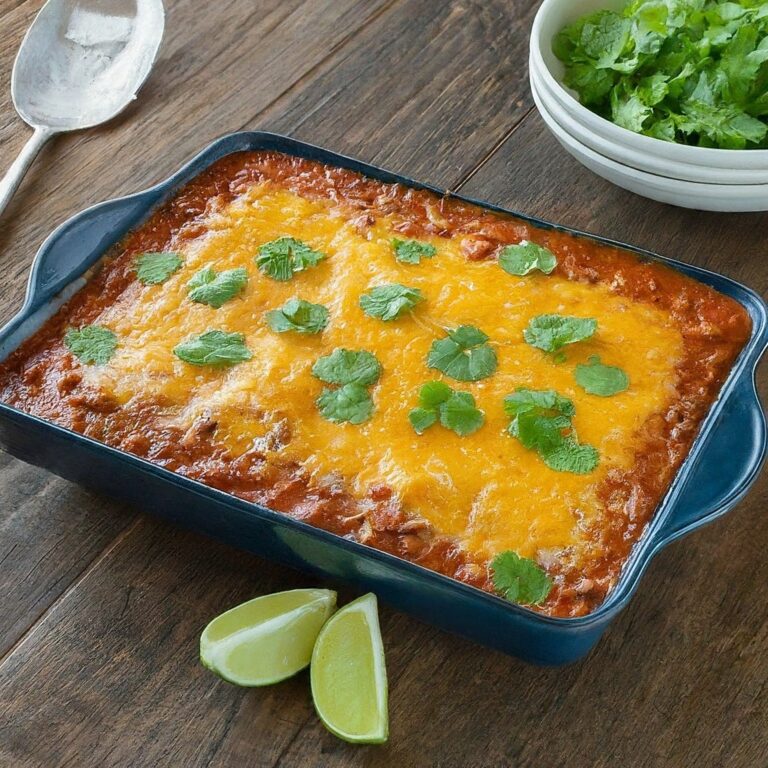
0, 2, 766, 766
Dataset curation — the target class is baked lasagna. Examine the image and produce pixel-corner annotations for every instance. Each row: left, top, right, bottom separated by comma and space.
0, 151, 751, 617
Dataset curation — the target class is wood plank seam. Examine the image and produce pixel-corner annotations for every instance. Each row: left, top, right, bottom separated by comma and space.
452, 104, 537, 193
268, 711, 318, 768
0, 516, 143, 669
233, 0, 404, 134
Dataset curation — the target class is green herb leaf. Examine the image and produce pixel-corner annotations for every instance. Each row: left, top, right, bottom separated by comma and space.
543, 440, 600, 474
575, 355, 629, 396
554, 1, 768, 149
134, 252, 183, 285
504, 387, 598, 474
418, 380, 453, 409
498, 241, 557, 276
523, 314, 597, 354
266, 298, 329, 334
187, 267, 248, 308
427, 325, 497, 382
408, 407, 438, 434
359, 283, 424, 321
316, 383, 374, 425
439, 391, 485, 436
409, 381, 484, 437
64, 325, 117, 365
503, 388, 575, 420
173, 330, 252, 367
491, 550, 552, 605
255, 237, 326, 281
392, 238, 437, 264
312, 349, 382, 386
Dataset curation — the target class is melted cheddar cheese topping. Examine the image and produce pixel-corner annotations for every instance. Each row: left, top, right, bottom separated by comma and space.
87, 184, 684, 563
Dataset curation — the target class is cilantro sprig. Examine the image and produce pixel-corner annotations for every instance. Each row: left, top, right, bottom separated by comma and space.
134, 252, 183, 285
359, 284, 424, 321
266, 298, 329, 334
256, 237, 326, 281
173, 330, 252, 367
491, 551, 553, 606
427, 325, 498, 382
504, 388, 599, 474
499, 241, 557, 276
553, 1, 768, 149
187, 267, 248, 308
575, 356, 629, 396
312, 349, 382, 387
392, 238, 437, 264
64, 325, 117, 365
312, 349, 382, 424
524, 314, 597, 356
409, 381, 485, 437
317, 383, 374, 425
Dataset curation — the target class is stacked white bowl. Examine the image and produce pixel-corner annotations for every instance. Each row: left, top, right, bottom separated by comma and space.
530, 0, 768, 212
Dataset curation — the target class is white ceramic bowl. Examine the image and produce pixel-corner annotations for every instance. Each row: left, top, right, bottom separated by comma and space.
530, 0, 768, 178
530, 56, 768, 186
530, 75, 768, 212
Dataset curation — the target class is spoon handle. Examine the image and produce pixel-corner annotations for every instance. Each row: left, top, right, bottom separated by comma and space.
0, 126, 56, 220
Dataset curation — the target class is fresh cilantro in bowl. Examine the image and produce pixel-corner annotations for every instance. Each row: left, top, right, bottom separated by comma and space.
553, 0, 768, 149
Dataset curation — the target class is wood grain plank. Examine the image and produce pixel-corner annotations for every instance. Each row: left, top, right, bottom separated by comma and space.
0, 519, 321, 768
263, 0, 539, 186
0, 2, 40, 136
0, 454, 136, 658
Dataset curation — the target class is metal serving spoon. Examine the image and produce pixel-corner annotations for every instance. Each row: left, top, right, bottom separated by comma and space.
0, 0, 165, 219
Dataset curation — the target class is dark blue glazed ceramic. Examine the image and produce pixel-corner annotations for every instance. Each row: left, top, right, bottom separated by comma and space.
0, 133, 765, 665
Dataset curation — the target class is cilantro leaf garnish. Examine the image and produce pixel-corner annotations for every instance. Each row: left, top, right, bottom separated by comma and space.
542, 441, 600, 475
312, 349, 381, 425
312, 349, 382, 387
427, 325, 497, 382
266, 298, 329, 334
64, 325, 117, 365
504, 388, 575, 420
504, 387, 599, 474
408, 408, 438, 434
359, 283, 424, 321
187, 267, 248, 308
255, 237, 326, 281
575, 355, 629, 396
173, 330, 252, 367
134, 252, 183, 285
523, 314, 597, 355
392, 238, 437, 264
409, 381, 485, 437
553, 2, 768, 149
317, 383, 374, 425
499, 241, 557, 276
491, 551, 552, 606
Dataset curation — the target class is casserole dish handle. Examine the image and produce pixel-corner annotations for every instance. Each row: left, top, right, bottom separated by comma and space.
652, 373, 767, 550
0, 190, 163, 362
24, 190, 163, 309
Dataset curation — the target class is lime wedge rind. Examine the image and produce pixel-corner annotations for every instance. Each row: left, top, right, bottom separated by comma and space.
200, 588, 336, 687
310, 593, 389, 744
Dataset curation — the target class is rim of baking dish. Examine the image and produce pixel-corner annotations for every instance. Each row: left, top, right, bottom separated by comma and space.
1, 131, 766, 629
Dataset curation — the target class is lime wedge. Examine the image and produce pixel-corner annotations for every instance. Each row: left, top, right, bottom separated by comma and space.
200, 588, 336, 686
310, 593, 388, 744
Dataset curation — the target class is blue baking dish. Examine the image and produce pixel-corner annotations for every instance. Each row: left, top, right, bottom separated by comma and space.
0, 132, 765, 665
